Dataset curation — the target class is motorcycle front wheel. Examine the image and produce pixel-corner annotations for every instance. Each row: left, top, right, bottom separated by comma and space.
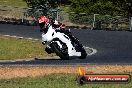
50, 42, 69, 60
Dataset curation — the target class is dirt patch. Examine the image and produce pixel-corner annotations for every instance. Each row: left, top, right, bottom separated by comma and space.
0, 65, 132, 79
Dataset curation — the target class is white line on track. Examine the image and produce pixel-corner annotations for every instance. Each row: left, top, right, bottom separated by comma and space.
2, 35, 39, 41
3, 35, 10, 37
27, 38, 33, 40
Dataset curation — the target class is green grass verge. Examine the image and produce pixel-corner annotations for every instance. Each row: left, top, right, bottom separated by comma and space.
0, 36, 54, 60
0, 73, 131, 88
0, 0, 27, 18
0, 0, 27, 8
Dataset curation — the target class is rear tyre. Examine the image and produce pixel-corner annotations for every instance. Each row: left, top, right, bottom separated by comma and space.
50, 42, 69, 60
72, 38, 87, 59
79, 47, 87, 59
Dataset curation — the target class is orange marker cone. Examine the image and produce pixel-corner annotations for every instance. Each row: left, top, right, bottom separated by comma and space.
79, 67, 86, 75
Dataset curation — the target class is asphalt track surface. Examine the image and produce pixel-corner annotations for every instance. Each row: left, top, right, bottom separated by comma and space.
0, 24, 132, 65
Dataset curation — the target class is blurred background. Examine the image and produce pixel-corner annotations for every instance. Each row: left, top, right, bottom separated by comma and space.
0, 0, 131, 31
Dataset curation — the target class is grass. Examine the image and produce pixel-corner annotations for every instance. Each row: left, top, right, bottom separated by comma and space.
0, 36, 54, 60
0, 73, 131, 88
0, 0, 27, 18
0, 0, 27, 8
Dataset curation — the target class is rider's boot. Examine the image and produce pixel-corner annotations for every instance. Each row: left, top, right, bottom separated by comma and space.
64, 29, 81, 46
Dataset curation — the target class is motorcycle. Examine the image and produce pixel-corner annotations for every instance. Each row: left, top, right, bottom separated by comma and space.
41, 24, 87, 60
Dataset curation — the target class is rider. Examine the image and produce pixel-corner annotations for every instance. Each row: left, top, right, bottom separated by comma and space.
38, 16, 77, 44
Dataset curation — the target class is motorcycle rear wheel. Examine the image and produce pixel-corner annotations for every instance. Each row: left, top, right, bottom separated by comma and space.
72, 37, 87, 59
79, 47, 87, 59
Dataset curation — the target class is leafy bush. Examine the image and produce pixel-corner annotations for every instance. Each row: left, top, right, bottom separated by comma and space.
69, 13, 93, 24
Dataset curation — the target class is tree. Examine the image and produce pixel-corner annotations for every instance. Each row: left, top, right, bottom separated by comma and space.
70, 0, 118, 16
23, 0, 60, 18
111, 0, 132, 17
69, 0, 132, 17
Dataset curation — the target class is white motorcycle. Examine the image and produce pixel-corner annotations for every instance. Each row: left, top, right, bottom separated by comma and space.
41, 24, 87, 60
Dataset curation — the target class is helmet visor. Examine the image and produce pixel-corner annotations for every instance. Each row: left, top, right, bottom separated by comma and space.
39, 22, 45, 29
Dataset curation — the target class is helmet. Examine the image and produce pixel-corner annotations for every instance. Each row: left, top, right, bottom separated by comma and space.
38, 16, 49, 29
38, 16, 49, 23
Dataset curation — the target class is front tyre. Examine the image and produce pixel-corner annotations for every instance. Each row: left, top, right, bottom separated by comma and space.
50, 42, 69, 60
